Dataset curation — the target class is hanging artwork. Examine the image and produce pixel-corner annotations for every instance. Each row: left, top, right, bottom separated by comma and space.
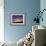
11, 14, 25, 25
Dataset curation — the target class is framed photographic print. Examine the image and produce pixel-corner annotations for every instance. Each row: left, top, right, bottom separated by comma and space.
11, 14, 25, 25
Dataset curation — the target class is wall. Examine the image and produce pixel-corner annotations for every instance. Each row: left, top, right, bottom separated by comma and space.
40, 0, 46, 27
4, 0, 40, 42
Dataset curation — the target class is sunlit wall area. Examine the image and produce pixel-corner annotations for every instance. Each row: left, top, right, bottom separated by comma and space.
0, 0, 4, 42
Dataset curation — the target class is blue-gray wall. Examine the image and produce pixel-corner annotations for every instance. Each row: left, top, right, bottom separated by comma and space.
40, 0, 46, 27
4, 0, 40, 42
